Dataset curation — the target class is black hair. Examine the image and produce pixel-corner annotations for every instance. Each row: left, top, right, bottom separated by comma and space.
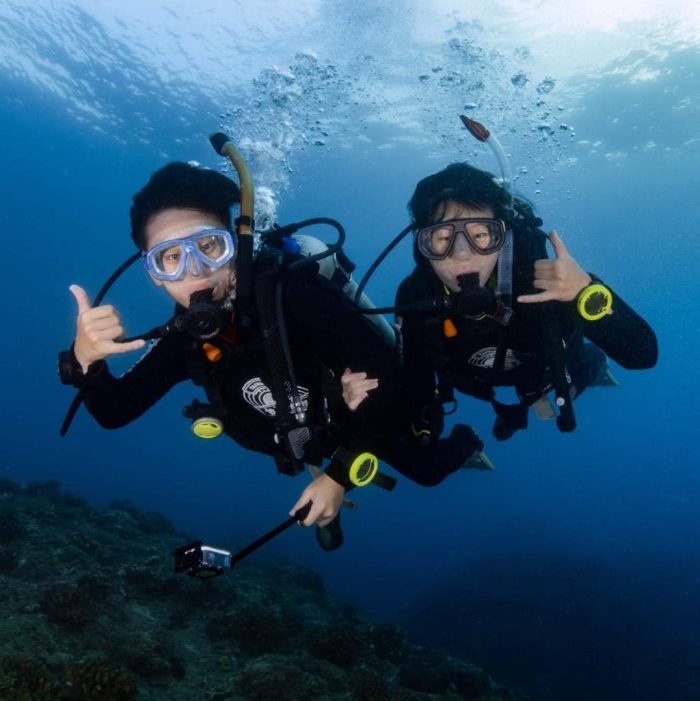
408, 162, 511, 230
130, 162, 241, 250
408, 162, 518, 267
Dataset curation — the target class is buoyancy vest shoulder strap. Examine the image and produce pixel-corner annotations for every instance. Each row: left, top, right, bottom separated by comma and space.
253, 255, 312, 472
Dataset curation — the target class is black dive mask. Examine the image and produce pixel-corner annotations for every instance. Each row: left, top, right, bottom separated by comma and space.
449, 273, 497, 319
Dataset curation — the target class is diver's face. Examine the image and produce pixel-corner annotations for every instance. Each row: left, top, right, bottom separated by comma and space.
428, 202, 499, 291
144, 208, 236, 308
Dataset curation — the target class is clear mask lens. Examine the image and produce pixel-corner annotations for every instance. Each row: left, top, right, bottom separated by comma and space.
145, 229, 235, 281
417, 218, 505, 260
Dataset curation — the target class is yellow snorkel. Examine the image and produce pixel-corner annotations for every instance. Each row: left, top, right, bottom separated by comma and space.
209, 133, 256, 323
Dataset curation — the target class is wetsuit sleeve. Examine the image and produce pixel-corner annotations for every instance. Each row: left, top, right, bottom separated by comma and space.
76, 335, 190, 428
282, 271, 405, 456
580, 281, 658, 369
395, 273, 438, 416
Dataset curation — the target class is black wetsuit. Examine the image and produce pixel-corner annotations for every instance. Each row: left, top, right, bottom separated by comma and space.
67, 262, 477, 486
396, 229, 658, 440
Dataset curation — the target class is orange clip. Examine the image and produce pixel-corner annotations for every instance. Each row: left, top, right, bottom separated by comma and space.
202, 342, 223, 362
443, 318, 458, 338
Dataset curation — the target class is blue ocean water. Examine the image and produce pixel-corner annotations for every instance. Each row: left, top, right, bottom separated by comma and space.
2, 2, 699, 699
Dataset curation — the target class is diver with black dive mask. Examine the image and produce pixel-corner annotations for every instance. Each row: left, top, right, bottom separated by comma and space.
346, 116, 657, 445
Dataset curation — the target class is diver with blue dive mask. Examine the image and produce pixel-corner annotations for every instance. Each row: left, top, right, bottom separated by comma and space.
59, 134, 490, 554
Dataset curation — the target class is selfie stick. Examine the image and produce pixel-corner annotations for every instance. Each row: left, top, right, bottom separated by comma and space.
174, 503, 312, 578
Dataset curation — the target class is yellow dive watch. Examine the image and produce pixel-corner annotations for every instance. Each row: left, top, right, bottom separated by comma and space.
576, 280, 613, 321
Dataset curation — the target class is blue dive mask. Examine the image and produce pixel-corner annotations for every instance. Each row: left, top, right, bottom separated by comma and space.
144, 228, 235, 282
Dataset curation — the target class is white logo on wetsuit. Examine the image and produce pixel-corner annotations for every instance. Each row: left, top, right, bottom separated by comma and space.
242, 377, 309, 417
468, 347, 521, 370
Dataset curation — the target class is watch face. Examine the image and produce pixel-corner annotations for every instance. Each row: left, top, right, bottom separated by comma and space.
578, 283, 612, 321
350, 453, 378, 486
584, 290, 607, 316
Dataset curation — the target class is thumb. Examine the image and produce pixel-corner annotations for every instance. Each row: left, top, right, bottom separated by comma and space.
69, 284, 91, 314
549, 230, 570, 259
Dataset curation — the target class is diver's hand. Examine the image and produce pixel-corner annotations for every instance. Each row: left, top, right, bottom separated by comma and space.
70, 284, 146, 372
341, 368, 379, 411
517, 231, 591, 304
290, 474, 345, 528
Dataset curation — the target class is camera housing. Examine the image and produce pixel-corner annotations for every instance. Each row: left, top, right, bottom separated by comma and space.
173, 541, 231, 578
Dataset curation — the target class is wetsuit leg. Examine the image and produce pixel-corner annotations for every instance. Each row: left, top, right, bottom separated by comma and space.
373, 423, 484, 487
569, 342, 608, 397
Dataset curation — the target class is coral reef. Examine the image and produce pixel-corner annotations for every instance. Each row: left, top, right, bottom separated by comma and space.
305, 622, 367, 668
0, 505, 26, 541
65, 659, 137, 700
369, 622, 406, 663
236, 654, 343, 701
39, 575, 112, 631
0, 655, 60, 699
205, 602, 293, 657
0, 478, 530, 700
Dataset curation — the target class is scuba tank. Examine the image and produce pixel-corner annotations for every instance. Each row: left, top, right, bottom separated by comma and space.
293, 234, 396, 348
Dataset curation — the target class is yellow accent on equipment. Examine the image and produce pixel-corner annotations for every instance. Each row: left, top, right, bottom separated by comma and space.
348, 452, 379, 487
411, 423, 431, 439
577, 283, 613, 321
192, 416, 224, 439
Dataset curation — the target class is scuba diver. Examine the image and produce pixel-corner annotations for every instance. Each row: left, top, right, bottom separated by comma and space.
349, 118, 658, 442
58, 136, 489, 552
